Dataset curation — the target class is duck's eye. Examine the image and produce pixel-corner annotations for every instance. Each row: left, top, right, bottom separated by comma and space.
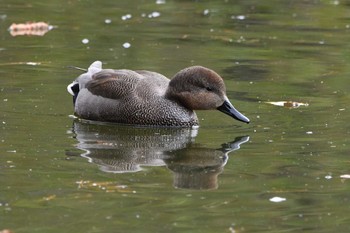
206, 86, 213, 92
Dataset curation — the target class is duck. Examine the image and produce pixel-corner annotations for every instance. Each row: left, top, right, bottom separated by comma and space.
67, 61, 250, 127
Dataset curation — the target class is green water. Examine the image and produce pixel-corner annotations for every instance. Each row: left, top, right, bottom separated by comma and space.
1, 0, 350, 232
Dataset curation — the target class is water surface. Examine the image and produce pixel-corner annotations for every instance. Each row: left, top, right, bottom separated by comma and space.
1, 1, 350, 232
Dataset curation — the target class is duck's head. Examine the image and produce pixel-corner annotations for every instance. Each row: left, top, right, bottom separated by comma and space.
166, 66, 250, 124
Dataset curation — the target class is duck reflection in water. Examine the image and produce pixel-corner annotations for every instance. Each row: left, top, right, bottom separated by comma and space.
69, 120, 249, 190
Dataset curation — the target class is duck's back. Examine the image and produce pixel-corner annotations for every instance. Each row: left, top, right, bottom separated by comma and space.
74, 68, 198, 127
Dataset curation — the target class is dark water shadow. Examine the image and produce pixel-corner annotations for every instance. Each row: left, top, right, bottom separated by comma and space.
67, 120, 249, 190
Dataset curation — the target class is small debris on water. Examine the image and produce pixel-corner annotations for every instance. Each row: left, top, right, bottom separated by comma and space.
231, 15, 246, 20
229, 225, 236, 233
42, 195, 56, 201
121, 14, 132, 21
26, 62, 41, 66
203, 9, 210, 16
123, 42, 131, 48
156, 0, 166, 4
325, 175, 332, 180
82, 38, 89, 44
0, 229, 14, 233
340, 174, 350, 179
8, 21, 55, 36
76, 180, 132, 193
68, 114, 78, 119
266, 101, 309, 108
269, 197, 286, 203
148, 11, 161, 18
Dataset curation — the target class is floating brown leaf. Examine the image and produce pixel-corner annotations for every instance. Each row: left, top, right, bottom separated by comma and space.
8, 22, 54, 36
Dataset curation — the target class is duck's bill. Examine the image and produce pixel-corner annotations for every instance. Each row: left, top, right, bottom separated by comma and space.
217, 97, 250, 124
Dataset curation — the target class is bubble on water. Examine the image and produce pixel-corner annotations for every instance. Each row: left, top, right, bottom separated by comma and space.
325, 175, 332, 180
306, 131, 313, 135
156, 0, 166, 4
105, 19, 112, 24
203, 9, 210, 15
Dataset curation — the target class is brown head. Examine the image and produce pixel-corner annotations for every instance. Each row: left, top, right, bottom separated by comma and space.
166, 66, 250, 124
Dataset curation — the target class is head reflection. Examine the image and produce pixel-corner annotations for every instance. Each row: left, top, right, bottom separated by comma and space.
69, 120, 249, 190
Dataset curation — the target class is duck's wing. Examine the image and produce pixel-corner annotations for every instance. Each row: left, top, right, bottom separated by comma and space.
85, 69, 143, 100
135, 70, 170, 96
135, 70, 168, 80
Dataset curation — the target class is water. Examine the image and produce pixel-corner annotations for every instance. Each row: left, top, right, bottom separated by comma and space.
1, 0, 350, 232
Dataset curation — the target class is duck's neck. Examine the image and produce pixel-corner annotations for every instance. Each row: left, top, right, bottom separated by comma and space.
165, 75, 185, 104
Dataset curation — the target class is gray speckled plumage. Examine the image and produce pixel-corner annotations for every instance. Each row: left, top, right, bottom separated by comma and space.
67, 61, 250, 127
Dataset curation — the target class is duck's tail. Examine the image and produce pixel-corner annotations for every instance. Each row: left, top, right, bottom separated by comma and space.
67, 80, 79, 105
67, 61, 103, 106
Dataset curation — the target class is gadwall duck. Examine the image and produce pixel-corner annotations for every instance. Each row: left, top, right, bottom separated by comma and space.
67, 61, 250, 127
